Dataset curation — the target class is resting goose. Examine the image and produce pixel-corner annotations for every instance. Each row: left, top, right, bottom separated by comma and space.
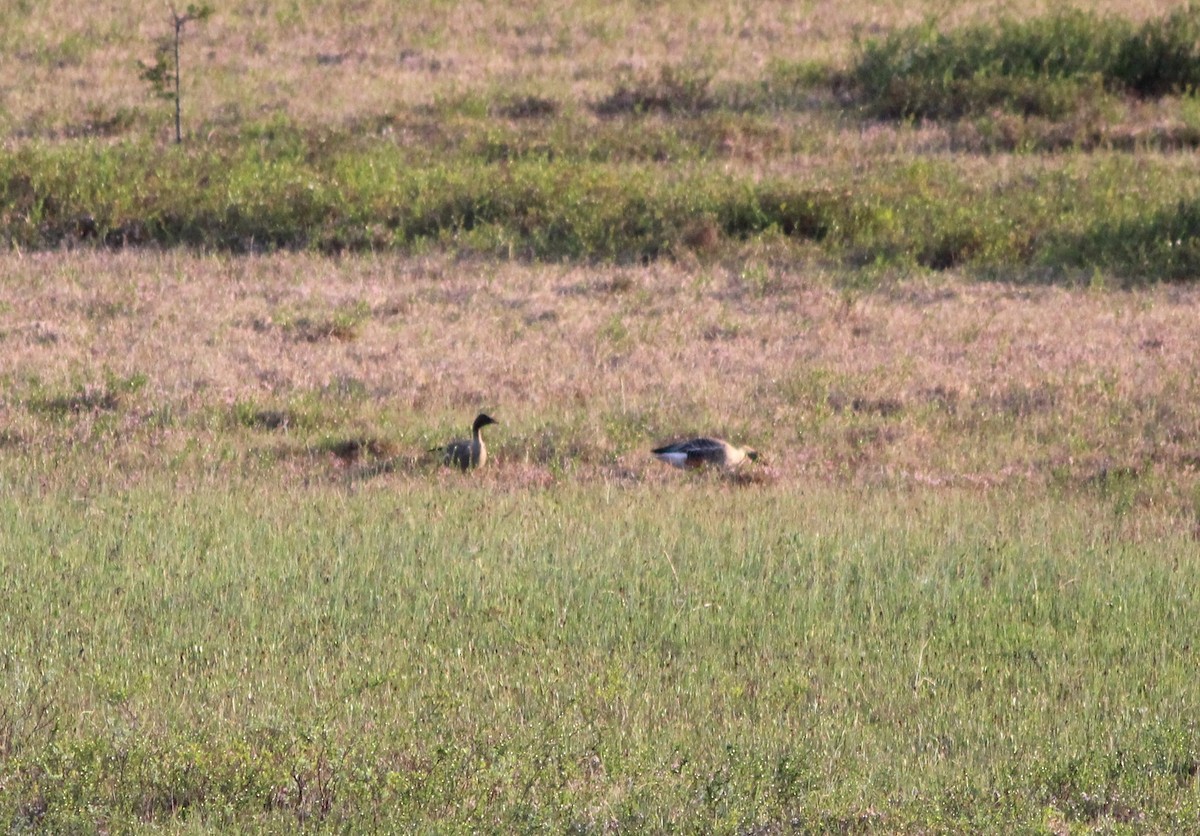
652, 437, 758, 469
433, 413, 498, 471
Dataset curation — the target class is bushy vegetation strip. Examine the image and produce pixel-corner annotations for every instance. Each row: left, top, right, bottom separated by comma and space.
4, 140, 1200, 280
0, 140, 859, 259
853, 5, 1200, 119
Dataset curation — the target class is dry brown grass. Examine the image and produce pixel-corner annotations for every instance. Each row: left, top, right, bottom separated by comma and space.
1, 250, 1198, 516
1, 0, 1188, 139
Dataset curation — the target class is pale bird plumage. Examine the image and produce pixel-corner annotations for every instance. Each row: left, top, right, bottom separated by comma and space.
434, 413, 498, 471
651, 437, 759, 469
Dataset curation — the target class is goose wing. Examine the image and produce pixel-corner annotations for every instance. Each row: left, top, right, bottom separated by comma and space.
652, 437, 728, 467
430, 437, 473, 470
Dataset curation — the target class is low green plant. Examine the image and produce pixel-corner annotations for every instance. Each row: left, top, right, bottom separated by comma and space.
1113, 4, 1200, 97
853, 7, 1200, 120
275, 301, 371, 342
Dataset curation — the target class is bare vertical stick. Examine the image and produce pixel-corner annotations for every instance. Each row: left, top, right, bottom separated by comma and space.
173, 11, 183, 143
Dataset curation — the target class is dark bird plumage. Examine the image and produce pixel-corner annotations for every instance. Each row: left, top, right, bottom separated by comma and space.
433, 413, 499, 470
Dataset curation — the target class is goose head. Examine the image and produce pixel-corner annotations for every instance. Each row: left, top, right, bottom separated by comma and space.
473, 413, 499, 433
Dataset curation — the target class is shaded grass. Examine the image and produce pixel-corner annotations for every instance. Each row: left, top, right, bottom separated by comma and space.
25, 371, 148, 417
0, 479, 1198, 830
1051, 195, 1200, 280
592, 64, 717, 116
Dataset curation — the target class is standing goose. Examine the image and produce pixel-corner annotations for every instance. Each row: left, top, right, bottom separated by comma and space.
434, 413, 499, 471
651, 437, 758, 469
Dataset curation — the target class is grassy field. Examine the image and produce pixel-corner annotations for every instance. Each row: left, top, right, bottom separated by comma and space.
4, 0, 1200, 831
3, 476, 1200, 831
1, 251, 1199, 831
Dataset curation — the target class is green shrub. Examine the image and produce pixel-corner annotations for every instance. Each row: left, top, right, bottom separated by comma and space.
853, 7, 1200, 120
1114, 5, 1200, 96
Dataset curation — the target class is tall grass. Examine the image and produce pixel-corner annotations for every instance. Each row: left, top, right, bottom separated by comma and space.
1, 477, 1198, 830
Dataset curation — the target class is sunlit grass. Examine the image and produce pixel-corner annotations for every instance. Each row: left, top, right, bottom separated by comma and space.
3, 0, 1200, 829
1, 476, 1198, 830
5, 139, 1200, 279
0, 249, 1196, 828
6, 5, 1200, 277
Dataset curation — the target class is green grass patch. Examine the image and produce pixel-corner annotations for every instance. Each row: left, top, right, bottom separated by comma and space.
0, 479, 1198, 830
853, 6, 1200, 120
6, 138, 1200, 280
272, 300, 372, 343
1049, 195, 1200, 281
0, 139, 864, 261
